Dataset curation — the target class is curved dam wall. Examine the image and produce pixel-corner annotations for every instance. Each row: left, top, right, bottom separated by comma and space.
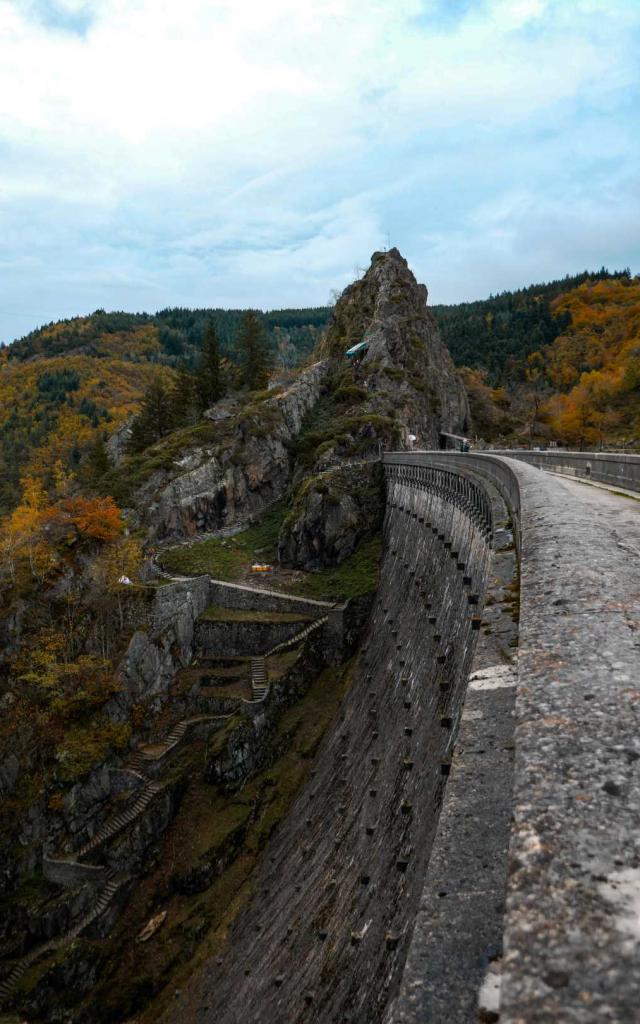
165, 450, 639, 1024
386, 452, 640, 1024
164, 454, 495, 1023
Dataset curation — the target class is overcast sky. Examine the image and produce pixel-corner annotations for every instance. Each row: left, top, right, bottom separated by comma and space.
1, 0, 639, 344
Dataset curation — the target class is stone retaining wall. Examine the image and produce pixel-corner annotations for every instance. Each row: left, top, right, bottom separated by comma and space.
42, 858, 107, 888
195, 617, 316, 658
206, 579, 345, 658
117, 575, 211, 714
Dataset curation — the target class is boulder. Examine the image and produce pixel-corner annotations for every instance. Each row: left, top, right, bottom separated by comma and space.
278, 462, 384, 569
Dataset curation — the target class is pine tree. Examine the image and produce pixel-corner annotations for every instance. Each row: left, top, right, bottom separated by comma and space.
127, 377, 173, 453
171, 363, 199, 427
86, 435, 111, 483
236, 312, 272, 391
197, 322, 224, 410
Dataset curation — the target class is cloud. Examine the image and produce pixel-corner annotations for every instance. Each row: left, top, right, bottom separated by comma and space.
0, 0, 638, 341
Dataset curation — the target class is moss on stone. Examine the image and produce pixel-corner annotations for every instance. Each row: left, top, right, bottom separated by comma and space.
287, 533, 382, 601
198, 605, 313, 625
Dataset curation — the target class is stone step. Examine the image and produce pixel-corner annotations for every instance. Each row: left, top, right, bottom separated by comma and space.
76, 781, 162, 859
0, 872, 125, 1006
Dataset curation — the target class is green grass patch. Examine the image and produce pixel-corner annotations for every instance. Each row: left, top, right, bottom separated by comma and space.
160, 501, 286, 580
288, 533, 382, 602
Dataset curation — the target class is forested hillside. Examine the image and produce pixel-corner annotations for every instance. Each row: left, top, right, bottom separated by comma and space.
457, 273, 640, 447
6, 305, 330, 367
432, 268, 630, 383
1, 267, 637, 515
0, 307, 329, 512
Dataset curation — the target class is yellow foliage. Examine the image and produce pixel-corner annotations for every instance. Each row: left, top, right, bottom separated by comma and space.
540, 277, 640, 444
0, 338, 177, 499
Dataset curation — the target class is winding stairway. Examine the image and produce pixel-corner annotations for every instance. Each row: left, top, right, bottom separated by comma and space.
249, 615, 328, 701
0, 869, 122, 1003
0, 608, 329, 1007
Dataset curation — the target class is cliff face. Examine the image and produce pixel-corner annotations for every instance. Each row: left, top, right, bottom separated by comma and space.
277, 461, 384, 570
322, 247, 470, 446
134, 360, 330, 540
278, 249, 470, 568
132, 250, 468, 549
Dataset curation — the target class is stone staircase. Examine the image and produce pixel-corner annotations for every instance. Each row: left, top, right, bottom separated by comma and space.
267, 615, 327, 658
248, 616, 328, 703
76, 779, 164, 861
250, 657, 268, 700
1, 611, 330, 1008
0, 869, 123, 1006
125, 714, 230, 775
3, 712, 232, 1009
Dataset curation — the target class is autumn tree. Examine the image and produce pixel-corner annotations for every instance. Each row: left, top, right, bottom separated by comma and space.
457, 367, 507, 438
236, 312, 272, 391
0, 476, 55, 585
56, 495, 123, 543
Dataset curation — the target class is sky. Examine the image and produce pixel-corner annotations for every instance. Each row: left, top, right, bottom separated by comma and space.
0, 0, 639, 344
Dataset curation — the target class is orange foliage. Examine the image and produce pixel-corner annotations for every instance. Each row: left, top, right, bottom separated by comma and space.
538, 277, 640, 445
55, 496, 123, 542
0, 481, 124, 585
0, 336, 177, 500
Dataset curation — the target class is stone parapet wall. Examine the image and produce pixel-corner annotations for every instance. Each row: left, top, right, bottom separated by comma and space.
493, 447, 640, 493
383, 451, 640, 1024
207, 579, 335, 615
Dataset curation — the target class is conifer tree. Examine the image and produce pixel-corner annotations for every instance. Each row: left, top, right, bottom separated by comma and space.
86, 435, 111, 483
171, 363, 199, 427
197, 322, 224, 410
127, 377, 173, 452
236, 312, 272, 391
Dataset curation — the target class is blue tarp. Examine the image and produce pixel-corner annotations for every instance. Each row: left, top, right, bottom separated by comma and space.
345, 341, 369, 358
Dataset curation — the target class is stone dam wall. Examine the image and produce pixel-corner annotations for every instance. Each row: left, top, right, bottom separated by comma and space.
162, 449, 640, 1024
493, 447, 640, 493
163, 453, 496, 1023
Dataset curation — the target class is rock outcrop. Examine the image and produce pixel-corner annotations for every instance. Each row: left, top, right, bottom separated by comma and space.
138, 361, 330, 540
278, 461, 383, 569
278, 249, 470, 568
321, 247, 470, 447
